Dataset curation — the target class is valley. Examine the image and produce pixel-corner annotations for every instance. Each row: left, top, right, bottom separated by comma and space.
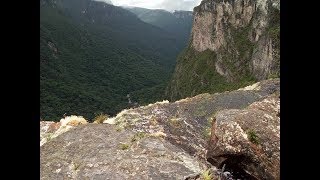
40, 0, 280, 179
40, 0, 192, 120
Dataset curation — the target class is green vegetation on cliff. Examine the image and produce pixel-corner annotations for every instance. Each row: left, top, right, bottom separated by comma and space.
166, 46, 255, 101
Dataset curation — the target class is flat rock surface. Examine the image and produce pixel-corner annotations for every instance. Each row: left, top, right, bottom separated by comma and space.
40, 124, 203, 180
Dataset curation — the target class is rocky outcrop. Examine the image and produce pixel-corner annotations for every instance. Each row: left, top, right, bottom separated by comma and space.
40, 115, 88, 146
106, 79, 279, 158
207, 93, 280, 179
40, 78, 279, 179
191, 0, 279, 80
41, 124, 205, 179
167, 0, 280, 101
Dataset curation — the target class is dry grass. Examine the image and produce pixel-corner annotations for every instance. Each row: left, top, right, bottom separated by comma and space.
201, 169, 212, 180
93, 113, 109, 124
148, 131, 167, 138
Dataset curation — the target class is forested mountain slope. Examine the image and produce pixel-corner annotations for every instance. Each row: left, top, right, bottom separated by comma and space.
126, 7, 193, 50
40, 0, 181, 120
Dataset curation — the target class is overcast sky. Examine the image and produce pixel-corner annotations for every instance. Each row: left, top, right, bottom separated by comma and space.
109, 0, 202, 11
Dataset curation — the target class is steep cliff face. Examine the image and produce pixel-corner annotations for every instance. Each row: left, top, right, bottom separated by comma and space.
167, 0, 279, 101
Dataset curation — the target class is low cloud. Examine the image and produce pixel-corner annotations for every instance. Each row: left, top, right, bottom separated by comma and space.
158, 0, 202, 11
110, 0, 202, 11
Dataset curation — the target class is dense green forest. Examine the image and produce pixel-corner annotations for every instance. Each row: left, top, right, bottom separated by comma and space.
40, 0, 189, 121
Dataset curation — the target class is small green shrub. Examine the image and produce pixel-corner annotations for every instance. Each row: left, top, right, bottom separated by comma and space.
119, 143, 130, 150
268, 73, 279, 79
247, 130, 260, 144
116, 126, 123, 132
72, 162, 81, 171
203, 116, 214, 139
203, 127, 211, 139
131, 132, 146, 142
169, 118, 182, 128
45, 133, 53, 141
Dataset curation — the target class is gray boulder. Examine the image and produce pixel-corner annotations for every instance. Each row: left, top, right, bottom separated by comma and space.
207, 93, 280, 179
